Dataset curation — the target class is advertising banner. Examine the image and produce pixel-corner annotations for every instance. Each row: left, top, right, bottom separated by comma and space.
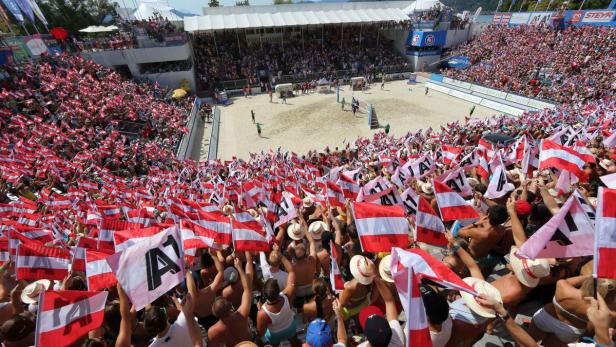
570, 10, 584, 23
509, 12, 530, 25
492, 13, 502, 24
406, 31, 447, 47
4, 36, 30, 61
500, 13, 512, 24
23, 34, 48, 56
528, 12, 553, 25
581, 10, 616, 23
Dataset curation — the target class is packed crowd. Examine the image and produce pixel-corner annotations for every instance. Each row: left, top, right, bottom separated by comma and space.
122, 15, 183, 43
1, 51, 616, 347
193, 26, 410, 91
442, 25, 616, 103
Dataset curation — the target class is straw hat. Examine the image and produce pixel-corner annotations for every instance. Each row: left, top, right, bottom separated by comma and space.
308, 221, 328, 240
510, 247, 550, 288
378, 255, 394, 283
460, 277, 503, 318
303, 197, 314, 208
420, 182, 433, 195
287, 222, 305, 241
21, 280, 51, 304
350, 255, 376, 285
222, 204, 234, 216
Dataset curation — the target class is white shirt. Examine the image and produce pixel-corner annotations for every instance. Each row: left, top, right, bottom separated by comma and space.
148, 312, 196, 347
259, 252, 288, 289
356, 320, 406, 347
430, 317, 452, 347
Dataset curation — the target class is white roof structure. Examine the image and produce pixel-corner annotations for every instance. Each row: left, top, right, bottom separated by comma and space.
402, 0, 444, 14
184, 2, 410, 33
79, 25, 119, 33
133, 3, 183, 22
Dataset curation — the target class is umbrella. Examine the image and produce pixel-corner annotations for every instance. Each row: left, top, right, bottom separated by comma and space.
50, 27, 69, 40
172, 89, 187, 99
482, 133, 515, 145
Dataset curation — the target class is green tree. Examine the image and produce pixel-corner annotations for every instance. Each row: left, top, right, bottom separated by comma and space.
236, 0, 250, 5
273, 0, 293, 4
209, 0, 220, 7
38, 0, 114, 34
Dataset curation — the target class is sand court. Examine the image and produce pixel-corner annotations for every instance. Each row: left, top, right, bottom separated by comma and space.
211, 79, 495, 160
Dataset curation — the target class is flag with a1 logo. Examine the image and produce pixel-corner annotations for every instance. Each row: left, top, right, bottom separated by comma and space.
106, 227, 184, 310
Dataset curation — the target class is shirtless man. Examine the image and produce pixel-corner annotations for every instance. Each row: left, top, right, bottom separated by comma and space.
444, 205, 509, 274
292, 218, 317, 300
192, 250, 225, 330
207, 256, 254, 347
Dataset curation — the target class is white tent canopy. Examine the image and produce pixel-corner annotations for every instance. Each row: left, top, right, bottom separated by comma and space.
184, 7, 409, 32
79, 25, 119, 33
403, 0, 444, 14
133, 3, 183, 22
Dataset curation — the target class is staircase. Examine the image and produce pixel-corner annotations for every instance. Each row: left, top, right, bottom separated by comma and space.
369, 106, 380, 129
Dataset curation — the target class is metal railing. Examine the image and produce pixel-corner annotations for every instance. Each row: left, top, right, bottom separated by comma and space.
175, 99, 199, 159
208, 107, 221, 160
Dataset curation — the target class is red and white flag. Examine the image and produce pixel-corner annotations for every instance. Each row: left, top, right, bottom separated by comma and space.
390, 247, 476, 295
16, 243, 71, 281
517, 195, 594, 259
415, 197, 447, 247
594, 188, 616, 279
106, 227, 184, 310
433, 180, 478, 221
337, 173, 360, 200
113, 226, 162, 252
392, 266, 433, 347
600, 173, 616, 189
35, 290, 108, 347
329, 241, 344, 293
539, 139, 587, 178
86, 250, 117, 291
400, 187, 419, 215
441, 144, 462, 165
232, 218, 269, 252
274, 191, 298, 228
192, 211, 232, 247
352, 202, 409, 252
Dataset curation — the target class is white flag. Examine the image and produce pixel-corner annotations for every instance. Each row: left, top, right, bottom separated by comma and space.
107, 227, 185, 310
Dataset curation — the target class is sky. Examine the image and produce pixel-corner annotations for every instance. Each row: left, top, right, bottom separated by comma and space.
168, 0, 284, 14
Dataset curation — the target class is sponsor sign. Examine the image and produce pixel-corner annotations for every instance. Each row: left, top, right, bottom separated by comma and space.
581, 10, 616, 23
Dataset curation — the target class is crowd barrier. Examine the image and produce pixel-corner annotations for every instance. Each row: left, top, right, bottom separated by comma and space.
208, 107, 221, 160
175, 99, 199, 159
427, 73, 556, 115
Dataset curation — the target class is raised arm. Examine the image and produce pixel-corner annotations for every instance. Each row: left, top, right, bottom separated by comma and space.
304, 224, 317, 260
373, 277, 398, 322
115, 284, 132, 347
447, 232, 484, 280
476, 295, 539, 347
245, 251, 254, 284
235, 257, 252, 318
181, 293, 204, 347
280, 255, 295, 299
208, 250, 225, 293
333, 299, 347, 346
506, 196, 527, 247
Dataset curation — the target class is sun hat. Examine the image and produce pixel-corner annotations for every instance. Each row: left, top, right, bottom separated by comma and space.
350, 255, 376, 285
378, 255, 394, 283
308, 220, 328, 240
459, 277, 503, 318
222, 204, 234, 215
21, 280, 51, 304
303, 196, 314, 208
305, 319, 333, 347
510, 246, 550, 288
234, 342, 258, 347
421, 182, 434, 195
287, 222, 305, 240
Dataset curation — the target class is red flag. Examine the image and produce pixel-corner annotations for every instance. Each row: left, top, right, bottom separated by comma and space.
35, 290, 108, 347
86, 250, 117, 291
433, 180, 478, 221
16, 243, 71, 281
415, 197, 447, 247
594, 188, 616, 279
352, 202, 409, 252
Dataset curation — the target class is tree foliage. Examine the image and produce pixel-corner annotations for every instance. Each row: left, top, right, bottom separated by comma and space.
235, 0, 250, 5
273, 0, 293, 4
209, 0, 220, 7
38, 0, 114, 34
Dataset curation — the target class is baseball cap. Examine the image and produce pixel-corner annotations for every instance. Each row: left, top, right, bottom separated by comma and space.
305, 319, 333, 347
223, 267, 239, 286
358, 305, 384, 331
364, 314, 392, 347
515, 200, 532, 217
